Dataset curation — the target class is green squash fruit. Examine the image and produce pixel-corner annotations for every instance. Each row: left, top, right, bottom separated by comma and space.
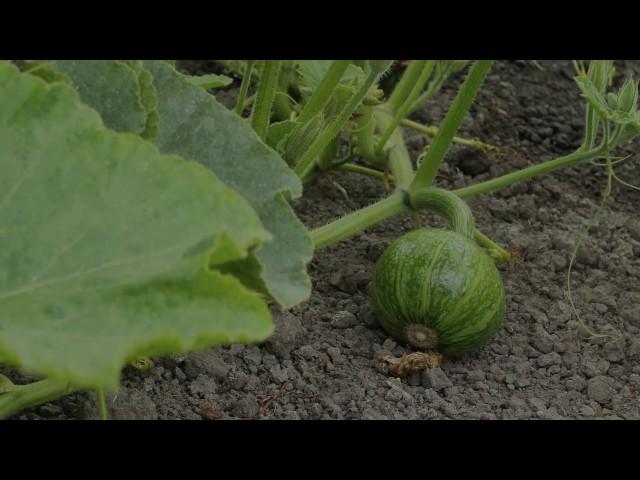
372, 228, 505, 357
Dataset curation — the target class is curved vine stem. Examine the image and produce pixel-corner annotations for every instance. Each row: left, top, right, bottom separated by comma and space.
400, 118, 495, 151
409, 187, 475, 239
612, 169, 640, 190
565, 157, 622, 341
337, 163, 388, 180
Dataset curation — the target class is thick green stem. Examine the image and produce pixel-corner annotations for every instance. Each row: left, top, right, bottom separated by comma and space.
311, 191, 407, 250
250, 61, 282, 140
373, 107, 414, 189
386, 60, 426, 113
0, 379, 74, 419
411, 60, 494, 192
400, 118, 495, 151
243, 94, 256, 110
581, 104, 598, 150
376, 61, 435, 154
408, 75, 445, 114
295, 69, 380, 181
234, 60, 255, 116
317, 134, 342, 171
409, 187, 475, 239
454, 144, 608, 199
96, 387, 108, 420
297, 60, 351, 123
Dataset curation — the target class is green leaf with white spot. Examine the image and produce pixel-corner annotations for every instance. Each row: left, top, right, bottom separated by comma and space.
52, 60, 158, 137
21, 61, 72, 85
143, 60, 313, 308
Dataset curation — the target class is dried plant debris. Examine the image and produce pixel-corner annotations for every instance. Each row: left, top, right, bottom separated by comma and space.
377, 351, 443, 377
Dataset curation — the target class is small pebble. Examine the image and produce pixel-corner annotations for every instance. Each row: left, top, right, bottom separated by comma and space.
381, 338, 397, 351
231, 395, 259, 418
467, 370, 486, 382
537, 352, 561, 367
580, 406, 595, 417
407, 371, 421, 386
421, 367, 453, 391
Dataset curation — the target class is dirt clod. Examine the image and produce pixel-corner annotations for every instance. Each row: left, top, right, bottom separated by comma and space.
587, 376, 616, 405
421, 367, 453, 391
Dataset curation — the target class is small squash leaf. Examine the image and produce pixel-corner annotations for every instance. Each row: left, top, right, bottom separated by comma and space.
616, 118, 640, 144
575, 74, 612, 120
295, 60, 363, 97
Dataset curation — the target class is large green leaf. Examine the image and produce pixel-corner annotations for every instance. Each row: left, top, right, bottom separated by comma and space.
53, 60, 312, 308
0, 61, 273, 389
143, 60, 312, 308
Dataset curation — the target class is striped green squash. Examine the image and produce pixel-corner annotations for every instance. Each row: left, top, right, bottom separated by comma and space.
372, 228, 505, 357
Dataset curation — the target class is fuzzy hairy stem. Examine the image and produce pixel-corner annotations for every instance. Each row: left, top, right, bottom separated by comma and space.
295, 69, 380, 181
311, 191, 408, 250
453, 145, 608, 200
386, 60, 427, 113
373, 107, 414, 189
411, 60, 494, 192
297, 60, 351, 123
338, 163, 387, 180
400, 118, 495, 151
250, 61, 282, 140
376, 61, 435, 154
234, 60, 255, 116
